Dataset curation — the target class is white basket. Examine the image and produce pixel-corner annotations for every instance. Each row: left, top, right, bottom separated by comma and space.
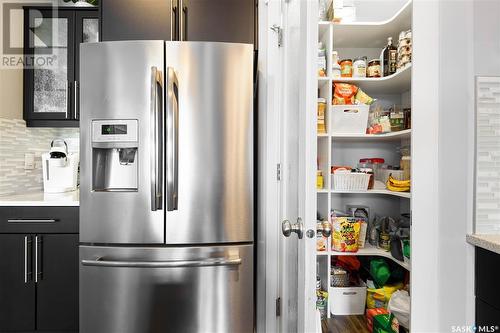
331, 104, 369, 134
329, 281, 367, 315
332, 173, 370, 191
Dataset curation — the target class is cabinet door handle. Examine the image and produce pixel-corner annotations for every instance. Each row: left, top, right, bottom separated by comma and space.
74, 80, 79, 120
35, 236, 42, 283
8, 219, 56, 223
65, 80, 70, 119
24, 236, 33, 283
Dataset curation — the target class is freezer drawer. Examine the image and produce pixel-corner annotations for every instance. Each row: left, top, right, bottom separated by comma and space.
79, 244, 253, 333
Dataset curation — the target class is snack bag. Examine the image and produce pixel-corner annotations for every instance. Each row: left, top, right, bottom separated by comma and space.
366, 283, 404, 309
333, 83, 358, 105
331, 217, 361, 252
366, 308, 389, 332
355, 88, 374, 105
373, 313, 399, 333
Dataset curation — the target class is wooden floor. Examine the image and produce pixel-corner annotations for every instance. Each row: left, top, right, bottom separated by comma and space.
322, 315, 370, 333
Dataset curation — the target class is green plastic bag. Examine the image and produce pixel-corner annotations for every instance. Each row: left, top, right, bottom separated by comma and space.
373, 313, 399, 333
370, 258, 391, 286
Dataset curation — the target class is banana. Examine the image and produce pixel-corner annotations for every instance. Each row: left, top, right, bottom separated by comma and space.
387, 174, 410, 192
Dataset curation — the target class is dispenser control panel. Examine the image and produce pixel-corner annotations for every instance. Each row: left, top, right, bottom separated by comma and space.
92, 119, 138, 142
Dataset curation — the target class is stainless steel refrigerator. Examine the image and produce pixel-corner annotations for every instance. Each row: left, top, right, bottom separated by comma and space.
79, 41, 253, 333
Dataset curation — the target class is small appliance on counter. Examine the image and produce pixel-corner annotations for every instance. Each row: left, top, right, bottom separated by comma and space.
42, 138, 79, 193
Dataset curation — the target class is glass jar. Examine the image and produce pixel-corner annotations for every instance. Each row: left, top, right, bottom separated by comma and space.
367, 59, 381, 78
352, 57, 367, 78
317, 98, 327, 134
340, 59, 353, 77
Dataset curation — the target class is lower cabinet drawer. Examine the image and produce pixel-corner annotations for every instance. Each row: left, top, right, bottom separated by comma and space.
0, 207, 78, 233
476, 298, 500, 328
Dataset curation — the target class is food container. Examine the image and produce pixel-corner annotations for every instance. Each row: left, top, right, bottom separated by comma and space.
352, 57, 367, 78
329, 280, 367, 315
369, 158, 385, 181
390, 109, 405, 132
317, 170, 324, 189
340, 59, 353, 77
331, 104, 369, 134
401, 156, 411, 180
317, 98, 327, 133
331, 266, 349, 287
367, 59, 381, 78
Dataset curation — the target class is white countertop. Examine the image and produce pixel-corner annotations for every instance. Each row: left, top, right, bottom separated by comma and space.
0, 190, 79, 206
466, 234, 500, 255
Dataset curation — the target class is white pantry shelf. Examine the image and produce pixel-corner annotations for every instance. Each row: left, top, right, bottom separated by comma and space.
331, 129, 411, 142
330, 188, 411, 199
330, 0, 412, 49
327, 243, 411, 271
334, 64, 412, 95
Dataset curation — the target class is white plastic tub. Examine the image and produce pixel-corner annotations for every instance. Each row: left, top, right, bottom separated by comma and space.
331, 104, 369, 134
329, 281, 367, 315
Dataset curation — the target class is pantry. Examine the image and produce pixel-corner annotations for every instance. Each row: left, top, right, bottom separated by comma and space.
316, 1, 412, 332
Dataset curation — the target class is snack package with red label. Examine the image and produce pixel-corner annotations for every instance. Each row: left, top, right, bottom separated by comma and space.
366, 308, 389, 332
333, 83, 358, 105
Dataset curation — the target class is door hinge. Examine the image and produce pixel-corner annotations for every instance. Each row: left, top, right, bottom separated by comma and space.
276, 297, 281, 316
277, 163, 281, 181
270, 24, 283, 47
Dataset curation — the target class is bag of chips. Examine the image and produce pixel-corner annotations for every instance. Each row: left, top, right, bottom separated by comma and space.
331, 217, 361, 252
333, 83, 358, 105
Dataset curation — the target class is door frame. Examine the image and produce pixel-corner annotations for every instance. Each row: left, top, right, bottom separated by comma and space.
256, 0, 282, 331
256, 0, 317, 331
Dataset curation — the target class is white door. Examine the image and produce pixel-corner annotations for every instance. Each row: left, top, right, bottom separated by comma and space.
278, 0, 318, 332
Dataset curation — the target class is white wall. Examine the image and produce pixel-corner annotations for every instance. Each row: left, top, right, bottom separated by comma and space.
437, 0, 476, 331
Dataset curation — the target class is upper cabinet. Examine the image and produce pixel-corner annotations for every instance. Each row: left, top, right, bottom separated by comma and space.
99, 0, 256, 47
23, 7, 98, 127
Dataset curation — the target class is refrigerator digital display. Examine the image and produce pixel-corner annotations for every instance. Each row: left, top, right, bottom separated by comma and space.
101, 124, 127, 135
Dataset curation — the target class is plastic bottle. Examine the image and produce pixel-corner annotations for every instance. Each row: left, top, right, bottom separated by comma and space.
332, 51, 341, 79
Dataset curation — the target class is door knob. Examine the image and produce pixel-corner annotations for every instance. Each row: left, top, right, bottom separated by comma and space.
282, 218, 304, 239
317, 221, 332, 237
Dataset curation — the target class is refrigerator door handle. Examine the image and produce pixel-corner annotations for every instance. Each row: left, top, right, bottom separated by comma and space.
166, 67, 179, 211
81, 257, 241, 268
150, 66, 164, 211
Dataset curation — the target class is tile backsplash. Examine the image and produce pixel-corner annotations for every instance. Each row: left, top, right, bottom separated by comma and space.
0, 118, 79, 196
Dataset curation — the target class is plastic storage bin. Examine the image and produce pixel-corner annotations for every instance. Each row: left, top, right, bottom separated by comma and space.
332, 173, 370, 191
331, 104, 369, 134
329, 280, 367, 315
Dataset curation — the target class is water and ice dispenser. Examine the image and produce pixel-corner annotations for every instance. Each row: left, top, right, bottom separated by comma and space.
91, 120, 138, 191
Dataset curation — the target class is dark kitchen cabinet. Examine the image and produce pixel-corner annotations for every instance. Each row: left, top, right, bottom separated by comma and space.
475, 247, 500, 328
0, 207, 79, 332
185, 0, 255, 44
23, 7, 98, 127
100, 0, 176, 41
0, 234, 36, 332
99, 0, 256, 47
36, 234, 79, 331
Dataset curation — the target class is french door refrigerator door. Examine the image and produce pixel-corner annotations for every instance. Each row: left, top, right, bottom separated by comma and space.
80, 41, 165, 244
79, 244, 253, 333
164, 42, 254, 244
